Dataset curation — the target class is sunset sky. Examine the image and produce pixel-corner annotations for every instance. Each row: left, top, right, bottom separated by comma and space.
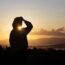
0, 0, 65, 43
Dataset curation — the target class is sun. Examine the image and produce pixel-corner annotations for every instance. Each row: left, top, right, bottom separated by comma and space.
18, 26, 22, 31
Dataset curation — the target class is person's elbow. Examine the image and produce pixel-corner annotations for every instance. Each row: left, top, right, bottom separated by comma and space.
27, 22, 33, 30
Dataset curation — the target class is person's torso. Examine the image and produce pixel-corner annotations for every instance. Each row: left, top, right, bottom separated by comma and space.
10, 29, 28, 49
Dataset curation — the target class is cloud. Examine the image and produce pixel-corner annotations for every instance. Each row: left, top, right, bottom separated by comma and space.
56, 27, 65, 32
31, 27, 65, 36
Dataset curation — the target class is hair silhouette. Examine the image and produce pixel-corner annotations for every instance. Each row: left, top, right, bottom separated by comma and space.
9, 16, 33, 51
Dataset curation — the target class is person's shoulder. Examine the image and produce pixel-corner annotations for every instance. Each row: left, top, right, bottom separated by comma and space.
10, 29, 14, 34
11, 29, 14, 32
20, 28, 27, 34
22, 28, 27, 30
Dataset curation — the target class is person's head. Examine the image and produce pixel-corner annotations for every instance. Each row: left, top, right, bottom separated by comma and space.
12, 17, 23, 29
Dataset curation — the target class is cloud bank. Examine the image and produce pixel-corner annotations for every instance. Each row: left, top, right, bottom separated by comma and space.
31, 27, 65, 36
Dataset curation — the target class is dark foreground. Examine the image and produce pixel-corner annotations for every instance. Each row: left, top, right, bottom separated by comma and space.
0, 46, 65, 64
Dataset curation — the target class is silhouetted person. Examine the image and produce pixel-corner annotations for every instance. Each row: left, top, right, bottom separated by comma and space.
9, 17, 33, 52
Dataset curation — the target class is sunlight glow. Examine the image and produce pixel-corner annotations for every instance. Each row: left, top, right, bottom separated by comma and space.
18, 26, 22, 31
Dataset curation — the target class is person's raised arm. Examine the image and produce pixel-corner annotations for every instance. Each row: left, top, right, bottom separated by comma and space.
23, 19, 33, 34
23, 19, 33, 29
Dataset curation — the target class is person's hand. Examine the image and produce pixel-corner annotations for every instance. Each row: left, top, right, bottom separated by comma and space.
21, 16, 27, 22
21, 16, 24, 21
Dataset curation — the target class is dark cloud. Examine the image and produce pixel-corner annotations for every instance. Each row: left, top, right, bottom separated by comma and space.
31, 27, 65, 36
56, 27, 65, 32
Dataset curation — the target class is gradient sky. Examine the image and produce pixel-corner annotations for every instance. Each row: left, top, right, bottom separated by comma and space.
0, 0, 65, 40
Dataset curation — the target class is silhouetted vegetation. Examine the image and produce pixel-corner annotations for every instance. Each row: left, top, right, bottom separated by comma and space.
0, 46, 65, 64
